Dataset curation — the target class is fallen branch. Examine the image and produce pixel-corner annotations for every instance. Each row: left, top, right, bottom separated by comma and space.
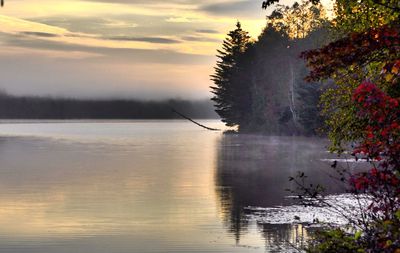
171, 108, 221, 131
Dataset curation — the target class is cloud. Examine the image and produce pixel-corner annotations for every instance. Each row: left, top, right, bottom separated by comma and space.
20, 31, 60, 38
0, 32, 212, 65
103, 19, 138, 28
165, 17, 194, 23
196, 29, 219, 34
181, 36, 220, 42
199, 0, 264, 18
82, 0, 211, 5
0, 0, 269, 99
0, 47, 214, 100
107, 36, 181, 44
64, 32, 98, 38
29, 16, 140, 35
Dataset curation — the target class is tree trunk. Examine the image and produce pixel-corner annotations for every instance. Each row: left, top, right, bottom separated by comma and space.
288, 60, 298, 128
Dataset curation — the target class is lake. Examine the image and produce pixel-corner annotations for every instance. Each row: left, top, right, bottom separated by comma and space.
0, 120, 365, 252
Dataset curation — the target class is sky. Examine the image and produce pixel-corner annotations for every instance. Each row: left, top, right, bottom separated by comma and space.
0, 0, 331, 100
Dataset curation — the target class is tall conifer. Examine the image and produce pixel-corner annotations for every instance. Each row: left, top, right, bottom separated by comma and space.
210, 22, 251, 127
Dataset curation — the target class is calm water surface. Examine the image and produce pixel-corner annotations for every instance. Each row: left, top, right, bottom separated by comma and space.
0, 120, 361, 252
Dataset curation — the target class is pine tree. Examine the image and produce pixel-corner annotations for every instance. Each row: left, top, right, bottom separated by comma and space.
210, 22, 251, 127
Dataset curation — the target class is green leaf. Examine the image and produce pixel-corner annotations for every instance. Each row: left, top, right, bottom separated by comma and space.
395, 210, 400, 220
354, 231, 362, 240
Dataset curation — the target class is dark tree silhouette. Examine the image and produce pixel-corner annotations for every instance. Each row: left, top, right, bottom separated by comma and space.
262, 0, 320, 9
0, 92, 218, 119
210, 21, 252, 127
210, 2, 328, 134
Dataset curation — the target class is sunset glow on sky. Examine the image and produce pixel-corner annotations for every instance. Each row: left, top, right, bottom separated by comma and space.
0, 0, 331, 99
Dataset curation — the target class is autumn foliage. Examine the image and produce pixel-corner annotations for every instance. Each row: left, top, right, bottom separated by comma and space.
352, 81, 399, 204
345, 81, 400, 252
301, 25, 400, 82
297, 5, 400, 251
304, 80, 400, 252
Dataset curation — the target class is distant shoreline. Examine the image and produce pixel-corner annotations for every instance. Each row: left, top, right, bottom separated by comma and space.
0, 119, 221, 124
0, 93, 219, 120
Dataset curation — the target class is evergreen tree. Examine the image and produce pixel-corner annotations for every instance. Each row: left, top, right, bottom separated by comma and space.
230, 43, 256, 131
210, 22, 251, 127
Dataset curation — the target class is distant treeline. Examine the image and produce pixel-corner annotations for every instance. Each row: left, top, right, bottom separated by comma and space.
0, 93, 218, 119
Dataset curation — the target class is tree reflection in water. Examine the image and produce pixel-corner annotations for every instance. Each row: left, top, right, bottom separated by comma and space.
214, 134, 348, 251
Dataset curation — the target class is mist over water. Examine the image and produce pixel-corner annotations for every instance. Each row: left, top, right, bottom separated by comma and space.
0, 120, 365, 252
